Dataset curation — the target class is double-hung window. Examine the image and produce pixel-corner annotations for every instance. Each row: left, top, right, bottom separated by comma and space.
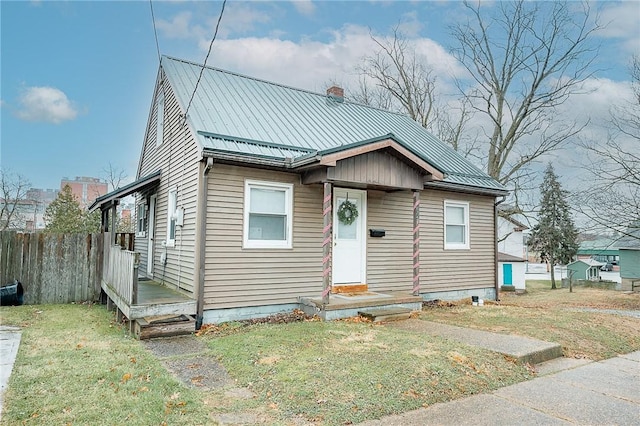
166, 189, 177, 246
243, 180, 293, 249
444, 200, 470, 250
136, 203, 147, 237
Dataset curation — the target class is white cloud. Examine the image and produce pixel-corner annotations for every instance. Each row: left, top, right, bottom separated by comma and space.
16, 86, 79, 124
596, 2, 640, 55
200, 24, 463, 95
291, 0, 315, 16
156, 11, 195, 39
396, 11, 422, 38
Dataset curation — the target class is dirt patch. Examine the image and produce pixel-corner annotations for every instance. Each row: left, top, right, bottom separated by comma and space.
142, 335, 234, 390
163, 355, 234, 390
142, 335, 207, 358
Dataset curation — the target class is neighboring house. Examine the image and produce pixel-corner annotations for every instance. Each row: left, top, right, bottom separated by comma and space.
91, 56, 508, 326
497, 212, 528, 291
497, 212, 528, 258
577, 238, 620, 266
617, 229, 640, 291
567, 259, 604, 281
619, 249, 640, 291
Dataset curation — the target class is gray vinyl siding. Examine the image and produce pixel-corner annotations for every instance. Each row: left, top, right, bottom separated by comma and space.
420, 190, 495, 291
134, 70, 200, 294
203, 164, 324, 309
367, 190, 414, 292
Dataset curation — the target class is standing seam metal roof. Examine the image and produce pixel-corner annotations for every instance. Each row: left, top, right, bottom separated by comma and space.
161, 56, 505, 192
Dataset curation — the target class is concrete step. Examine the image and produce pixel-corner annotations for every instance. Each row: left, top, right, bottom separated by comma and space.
134, 314, 196, 340
358, 307, 413, 322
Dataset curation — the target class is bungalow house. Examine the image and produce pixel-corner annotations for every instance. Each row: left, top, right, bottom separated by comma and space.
91, 56, 508, 329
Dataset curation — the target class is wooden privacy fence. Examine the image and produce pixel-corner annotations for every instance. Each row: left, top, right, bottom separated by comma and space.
0, 231, 103, 304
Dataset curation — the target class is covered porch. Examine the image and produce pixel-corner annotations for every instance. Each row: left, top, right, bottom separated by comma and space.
101, 233, 196, 322
90, 172, 197, 336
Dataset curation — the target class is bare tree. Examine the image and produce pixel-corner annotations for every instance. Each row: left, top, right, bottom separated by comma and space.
0, 169, 32, 231
451, 0, 600, 192
358, 27, 438, 128
576, 56, 640, 241
354, 28, 477, 154
102, 162, 127, 192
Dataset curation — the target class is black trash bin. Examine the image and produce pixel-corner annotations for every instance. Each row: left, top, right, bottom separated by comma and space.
1, 280, 24, 306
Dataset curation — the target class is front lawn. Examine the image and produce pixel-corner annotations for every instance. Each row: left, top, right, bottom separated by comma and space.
421, 280, 640, 360
0, 304, 210, 426
200, 320, 532, 425
1, 305, 533, 426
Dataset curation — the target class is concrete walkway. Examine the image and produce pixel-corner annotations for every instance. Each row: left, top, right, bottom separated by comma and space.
0, 326, 21, 422
391, 319, 563, 364
360, 351, 640, 425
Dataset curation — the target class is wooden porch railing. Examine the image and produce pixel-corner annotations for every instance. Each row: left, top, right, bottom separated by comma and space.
103, 233, 140, 305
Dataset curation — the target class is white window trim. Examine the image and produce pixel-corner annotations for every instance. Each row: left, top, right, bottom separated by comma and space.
166, 188, 177, 247
444, 200, 470, 250
243, 180, 293, 249
156, 91, 164, 147
135, 202, 147, 238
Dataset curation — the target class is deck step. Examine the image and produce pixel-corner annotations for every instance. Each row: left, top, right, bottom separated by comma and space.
134, 314, 196, 340
358, 307, 413, 322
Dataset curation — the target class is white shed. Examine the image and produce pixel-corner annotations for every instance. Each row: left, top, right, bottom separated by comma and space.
498, 252, 526, 291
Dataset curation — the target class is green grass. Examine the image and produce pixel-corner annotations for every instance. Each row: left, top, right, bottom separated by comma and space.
421, 280, 640, 360
0, 304, 210, 426
4, 283, 638, 425
202, 320, 533, 425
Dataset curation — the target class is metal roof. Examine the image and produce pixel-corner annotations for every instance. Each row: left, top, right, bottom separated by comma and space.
161, 56, 505, 193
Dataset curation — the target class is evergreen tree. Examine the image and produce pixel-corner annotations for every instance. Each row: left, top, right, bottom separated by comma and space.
527, 164, 579, 289
44, 185, 100, 233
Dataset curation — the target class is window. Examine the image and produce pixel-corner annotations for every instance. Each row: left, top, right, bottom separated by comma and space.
243, 180, 293, 249
444, 200, 469, 250
156, 91, 164, 147
166, 189, 177, 246
136, 203, 147, 237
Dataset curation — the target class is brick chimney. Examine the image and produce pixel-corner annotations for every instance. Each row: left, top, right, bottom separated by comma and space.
326, 85, 344, 102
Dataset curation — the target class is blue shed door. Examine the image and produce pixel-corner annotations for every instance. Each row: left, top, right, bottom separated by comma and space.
503, 264, 513, 285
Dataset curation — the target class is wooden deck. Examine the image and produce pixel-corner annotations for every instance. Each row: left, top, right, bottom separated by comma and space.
103, 279, 196, 320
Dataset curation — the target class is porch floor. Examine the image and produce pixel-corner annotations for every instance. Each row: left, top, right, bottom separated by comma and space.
103, 278, 196, 321
137, 279, 193, 305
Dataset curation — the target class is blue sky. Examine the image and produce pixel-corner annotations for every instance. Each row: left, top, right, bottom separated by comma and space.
1, 0, 638, 191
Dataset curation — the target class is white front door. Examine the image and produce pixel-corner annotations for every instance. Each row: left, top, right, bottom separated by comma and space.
146, 195, 156, 277
332, 188, 366, 285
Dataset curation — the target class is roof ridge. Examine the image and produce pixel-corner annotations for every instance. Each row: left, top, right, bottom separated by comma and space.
161, 55, 410, 118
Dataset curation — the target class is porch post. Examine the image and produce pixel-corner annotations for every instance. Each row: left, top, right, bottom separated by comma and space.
322, 182, 333, 304
412, 190, 420, 296
110, 203, 118, 245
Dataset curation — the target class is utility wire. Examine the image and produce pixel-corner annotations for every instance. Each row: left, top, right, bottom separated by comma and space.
149, 0, 161, 63
183, 0, 227, 122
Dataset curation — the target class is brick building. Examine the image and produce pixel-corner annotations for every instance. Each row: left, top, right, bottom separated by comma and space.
61, 176, 108, 209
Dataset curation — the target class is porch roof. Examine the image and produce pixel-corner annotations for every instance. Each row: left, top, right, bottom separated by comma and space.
88, 170, 161, 212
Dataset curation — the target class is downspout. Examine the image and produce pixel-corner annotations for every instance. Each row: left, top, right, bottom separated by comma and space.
195, 157, 214, 330
494, 195, 506, 301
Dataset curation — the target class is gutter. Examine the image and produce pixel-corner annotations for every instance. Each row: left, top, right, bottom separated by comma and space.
196, 157, 214, 330
494, 195, 507, 301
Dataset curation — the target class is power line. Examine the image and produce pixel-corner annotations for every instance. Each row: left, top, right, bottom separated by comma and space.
183, 0, 227, 122
149, 0, 161, 63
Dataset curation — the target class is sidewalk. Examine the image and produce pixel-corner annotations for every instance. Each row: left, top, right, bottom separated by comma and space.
0, 326, 21, 421
360, 351, 640, 425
